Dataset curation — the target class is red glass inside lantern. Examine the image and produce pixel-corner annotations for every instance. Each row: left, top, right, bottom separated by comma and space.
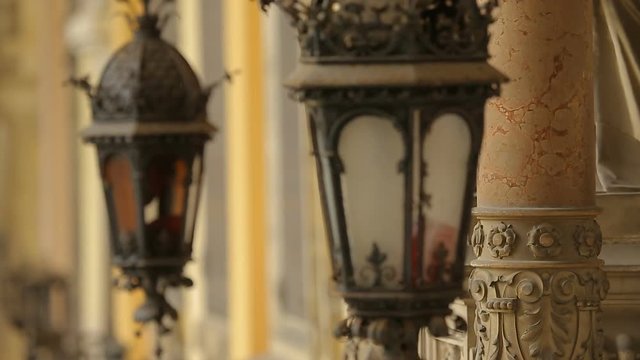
143, 156, 189, 258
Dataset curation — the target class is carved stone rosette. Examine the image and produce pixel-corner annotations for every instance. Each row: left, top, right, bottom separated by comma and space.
469, 210, 609, 360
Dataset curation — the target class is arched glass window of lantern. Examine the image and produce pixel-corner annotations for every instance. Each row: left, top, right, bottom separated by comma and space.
142, 154, 203, 259
420, 113, 471, 286
338, 115, 405, 290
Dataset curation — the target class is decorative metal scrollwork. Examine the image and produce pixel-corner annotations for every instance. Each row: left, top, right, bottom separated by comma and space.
261, 0, 498, 62
360, 243, 397, 287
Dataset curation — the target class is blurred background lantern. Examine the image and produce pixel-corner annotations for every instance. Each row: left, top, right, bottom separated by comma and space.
71, 0, 218, 343
262, 0, 504, 358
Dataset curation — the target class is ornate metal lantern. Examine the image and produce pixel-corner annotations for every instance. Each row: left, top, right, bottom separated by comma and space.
72, 0, 215, 332
262, 0, 504, 357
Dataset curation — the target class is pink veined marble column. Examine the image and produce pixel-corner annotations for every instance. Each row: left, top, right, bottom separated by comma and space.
479, 0, 595, 209
469, 1, 609, 359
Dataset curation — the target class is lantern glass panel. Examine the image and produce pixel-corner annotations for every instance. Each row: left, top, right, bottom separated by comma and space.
104, 154, 139, 256
421, 113, 471, 285
338, 116, 405, 289
143, 156, 189, 257
183, 155, 203, 247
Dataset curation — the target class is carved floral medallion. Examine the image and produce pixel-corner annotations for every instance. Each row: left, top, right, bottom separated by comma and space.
574, 222, 602, 258
487, 222, 517, 258
527, 223, 562, 258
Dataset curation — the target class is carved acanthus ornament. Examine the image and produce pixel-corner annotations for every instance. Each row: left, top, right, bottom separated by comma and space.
470, 268, 608, 360
469, 216, 609, 360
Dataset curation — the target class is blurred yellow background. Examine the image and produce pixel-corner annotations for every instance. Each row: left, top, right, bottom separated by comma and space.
0, 0, 343, 359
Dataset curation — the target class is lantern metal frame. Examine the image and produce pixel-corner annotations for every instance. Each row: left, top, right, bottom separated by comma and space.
263, 0, 505, 357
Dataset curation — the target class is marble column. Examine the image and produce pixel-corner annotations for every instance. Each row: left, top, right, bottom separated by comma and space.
469, 1, 609, 359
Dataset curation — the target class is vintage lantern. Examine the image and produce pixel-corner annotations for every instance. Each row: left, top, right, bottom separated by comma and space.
72, 0, 215, 333
262, 0, 504, 358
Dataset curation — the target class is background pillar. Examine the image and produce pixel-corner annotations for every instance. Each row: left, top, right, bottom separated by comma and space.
469, 1, 608, 359
224, 0, 270, 358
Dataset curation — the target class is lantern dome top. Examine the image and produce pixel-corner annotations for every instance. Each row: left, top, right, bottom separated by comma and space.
75, 11, 217, 142
92, 24, 208, 124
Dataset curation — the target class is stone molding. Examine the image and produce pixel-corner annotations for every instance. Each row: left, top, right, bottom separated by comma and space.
469, 213, 603, 264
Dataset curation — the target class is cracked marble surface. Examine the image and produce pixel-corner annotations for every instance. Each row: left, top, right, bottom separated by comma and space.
478, 0, 596, 208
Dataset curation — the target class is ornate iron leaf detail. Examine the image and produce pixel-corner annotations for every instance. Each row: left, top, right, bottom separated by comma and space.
360, 243, 397, 287
265, 0, 498, 61
527, 224, 562, 258
487, 222, 517, 258
469, 222, 485, 257
574, 222, 602, 258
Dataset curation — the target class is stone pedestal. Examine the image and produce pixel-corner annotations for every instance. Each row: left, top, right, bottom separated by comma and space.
469, 1, 609, 359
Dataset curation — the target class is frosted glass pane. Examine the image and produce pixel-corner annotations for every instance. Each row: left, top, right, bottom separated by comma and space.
339, 116, 405, 289
422, 114, 471, 285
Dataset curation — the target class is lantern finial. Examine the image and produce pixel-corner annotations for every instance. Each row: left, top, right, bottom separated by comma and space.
114, 0, 178, 37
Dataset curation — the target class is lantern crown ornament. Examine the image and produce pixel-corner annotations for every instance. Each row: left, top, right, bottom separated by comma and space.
71, 0, 219, 347
262, 0, 505, 358
261, 0, 498, 63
